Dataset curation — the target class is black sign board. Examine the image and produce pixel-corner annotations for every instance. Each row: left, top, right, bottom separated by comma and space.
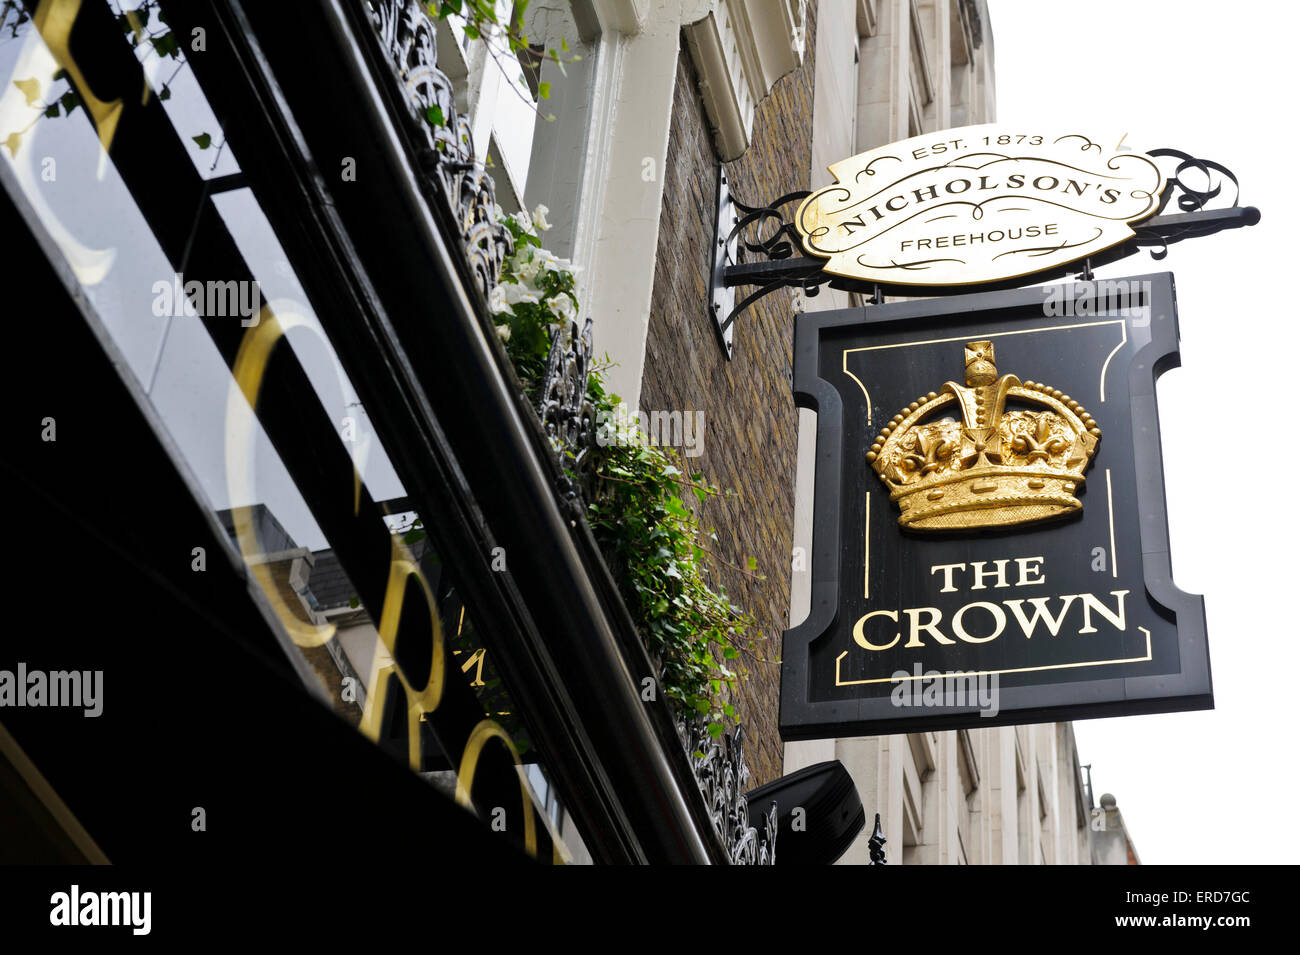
780, 273, 1212, 739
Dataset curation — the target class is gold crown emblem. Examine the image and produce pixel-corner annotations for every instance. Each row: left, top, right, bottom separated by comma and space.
867, 341, 1101, 531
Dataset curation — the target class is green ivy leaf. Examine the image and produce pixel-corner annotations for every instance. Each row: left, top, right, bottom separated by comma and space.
192, 132, 212, 149
150, 32, 180, 59
425, 104, 445, 128
493, 252, 758, 737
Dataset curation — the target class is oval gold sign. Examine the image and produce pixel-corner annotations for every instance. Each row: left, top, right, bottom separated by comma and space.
795, 126, 1164, 287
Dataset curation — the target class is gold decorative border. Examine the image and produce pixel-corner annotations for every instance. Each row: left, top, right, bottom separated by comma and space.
1106, 467, 1118, 579
841, 319, 1126, 426
834, 627, 1152, 686
864, 492, 870, 599
1099, 322, 1128, 404
845, 319, 1136, 687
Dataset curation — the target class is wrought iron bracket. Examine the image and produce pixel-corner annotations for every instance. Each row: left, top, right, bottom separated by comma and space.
1131, 204, 1260, 256
708, 165, 829, 360
709, 167, 738, 357
711, 151, 1259, 334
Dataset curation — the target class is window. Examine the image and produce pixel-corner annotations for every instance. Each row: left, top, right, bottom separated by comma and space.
0, 0, 585, 863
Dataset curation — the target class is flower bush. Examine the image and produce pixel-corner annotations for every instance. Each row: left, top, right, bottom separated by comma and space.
490, 207, 761, 736
489, 205, 580, 400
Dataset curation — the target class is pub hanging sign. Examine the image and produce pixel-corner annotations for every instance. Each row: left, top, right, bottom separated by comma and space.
795, 126, 1165, 287
778, 272, 1212, 739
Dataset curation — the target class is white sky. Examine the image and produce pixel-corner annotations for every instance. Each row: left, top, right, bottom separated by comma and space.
987, 0, 1300, 864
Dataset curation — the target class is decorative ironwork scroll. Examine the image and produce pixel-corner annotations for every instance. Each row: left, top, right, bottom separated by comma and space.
1150, 149, 1241, 214
678, 719, 778, 865
1139, 150, 1253, 260
537, 317, 597, 508
365, 0, 512, 298
710, 169, 833, 357
365, 0, 593, 494
726, 190, 831, 302
868, 812, 887, 864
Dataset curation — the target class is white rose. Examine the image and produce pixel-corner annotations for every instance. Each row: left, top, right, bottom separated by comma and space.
532, 204, 551, 232
515, 208, 534, 234
496, 322, 511, 342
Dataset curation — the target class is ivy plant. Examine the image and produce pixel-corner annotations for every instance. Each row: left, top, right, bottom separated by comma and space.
490, 208, 761, 737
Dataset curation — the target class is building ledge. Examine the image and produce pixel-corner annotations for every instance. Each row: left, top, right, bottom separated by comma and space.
684, 0, 806, 161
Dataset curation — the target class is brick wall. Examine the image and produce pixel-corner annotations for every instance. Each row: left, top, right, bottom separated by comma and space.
639, 5, 819, 787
